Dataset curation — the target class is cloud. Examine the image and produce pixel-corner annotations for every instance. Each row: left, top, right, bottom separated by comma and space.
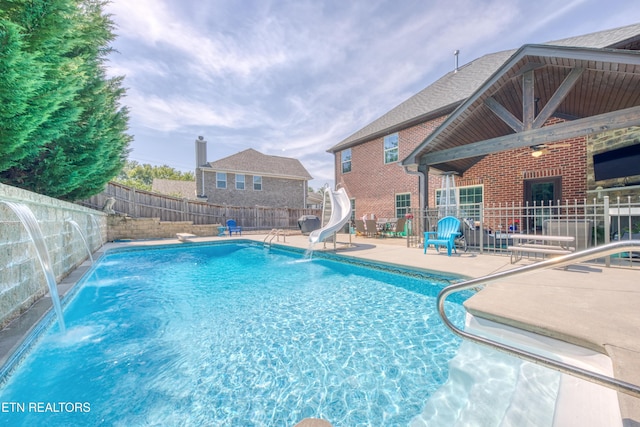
124, 89, 246, 132
105, 0, 640, 188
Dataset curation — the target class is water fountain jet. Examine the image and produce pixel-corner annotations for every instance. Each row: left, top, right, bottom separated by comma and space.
1, 201, 66, 332
66, 218, 94, 264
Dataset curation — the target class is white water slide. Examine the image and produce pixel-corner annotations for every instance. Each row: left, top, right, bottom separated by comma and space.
309, 187, 352, 245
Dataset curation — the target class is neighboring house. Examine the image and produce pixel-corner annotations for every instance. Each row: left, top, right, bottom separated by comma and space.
152, 178, 197, 199
328, 23, 640, 222
306, 191, 324, 209
195, 138, 313, 208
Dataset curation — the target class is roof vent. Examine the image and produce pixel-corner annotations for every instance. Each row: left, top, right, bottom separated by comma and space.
454, 50, 460, 73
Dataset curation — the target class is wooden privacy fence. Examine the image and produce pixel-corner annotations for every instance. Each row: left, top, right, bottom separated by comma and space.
78, 182, 321, 230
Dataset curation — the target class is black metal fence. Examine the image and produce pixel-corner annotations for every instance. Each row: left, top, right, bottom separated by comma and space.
408, 195, 640, 268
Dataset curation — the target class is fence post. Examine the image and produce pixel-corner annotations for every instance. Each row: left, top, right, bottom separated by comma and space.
604, 195, 610, 267
479, 205, 484, 254
182, 198, 188, 222
129, 187, 138, 218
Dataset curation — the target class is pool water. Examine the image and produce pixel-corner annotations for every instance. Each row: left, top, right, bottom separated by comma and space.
0, 242, 470, 426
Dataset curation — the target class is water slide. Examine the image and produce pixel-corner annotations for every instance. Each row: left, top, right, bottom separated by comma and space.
309, 187, 352, 245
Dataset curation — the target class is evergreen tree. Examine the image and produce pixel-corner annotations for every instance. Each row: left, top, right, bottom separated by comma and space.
0, 0, 85, 178
0, 18, 45, 172
0, 0, 130, 199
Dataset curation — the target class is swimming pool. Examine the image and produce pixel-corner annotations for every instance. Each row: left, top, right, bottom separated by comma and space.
0, 241, 472, 426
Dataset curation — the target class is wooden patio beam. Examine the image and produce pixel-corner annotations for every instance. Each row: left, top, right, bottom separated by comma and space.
533, 67, 584, 128
484, 97, 524, 132
421, 105, 640, 165
522, 70, 535, 131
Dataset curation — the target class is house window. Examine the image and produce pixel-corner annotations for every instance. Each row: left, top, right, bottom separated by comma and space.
216, 172, 226, 189
236, 174, 245, 190
435, 185, 484, 220
350, 199, 356, 223
341, 148, 352, 173
253, 176, 262, 191
384, 133, 399, 164
459, 185, 483, 220
395, 193, 411, 217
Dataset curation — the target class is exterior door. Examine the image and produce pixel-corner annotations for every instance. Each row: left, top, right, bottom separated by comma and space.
524, 177, 562, 231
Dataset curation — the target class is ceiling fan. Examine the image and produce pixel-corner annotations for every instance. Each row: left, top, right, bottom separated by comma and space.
527, 143, 572, 158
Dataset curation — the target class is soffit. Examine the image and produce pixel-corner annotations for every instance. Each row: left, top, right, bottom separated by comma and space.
404, 45, 640, 174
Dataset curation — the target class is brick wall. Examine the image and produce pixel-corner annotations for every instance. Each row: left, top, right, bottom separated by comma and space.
457, 136, 588, 206
200, 170, 307, 208
337, 117, 446, 218
335, 115, 640, 217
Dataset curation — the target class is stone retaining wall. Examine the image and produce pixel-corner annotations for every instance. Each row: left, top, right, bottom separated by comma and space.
107, 216, 221, 240
0, 183, 105, 328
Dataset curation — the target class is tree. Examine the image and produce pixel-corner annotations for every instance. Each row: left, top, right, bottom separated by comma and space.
0, 18, 44, 172
114, 161, 195, 192
0, 0, 130, 200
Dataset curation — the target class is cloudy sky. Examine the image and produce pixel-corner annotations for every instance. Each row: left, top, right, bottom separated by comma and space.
104, 0, 640, 189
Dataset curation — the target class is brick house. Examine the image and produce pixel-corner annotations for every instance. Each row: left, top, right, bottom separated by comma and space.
328, 24, 640, 225
195, 138, 312, 208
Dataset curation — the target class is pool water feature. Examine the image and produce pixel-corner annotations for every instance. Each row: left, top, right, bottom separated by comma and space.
0, 201, 66, 332
65, 218, 94, 264
0, 242, 472, 426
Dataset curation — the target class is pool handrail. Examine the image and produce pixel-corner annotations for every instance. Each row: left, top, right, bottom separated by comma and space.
437, 240, 640, 398
264, 228, 285, 246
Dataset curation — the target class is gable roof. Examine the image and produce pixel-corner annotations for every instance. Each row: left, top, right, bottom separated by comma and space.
207, 148, 313, 180
403, 44, 640, 173
328, 50, 515, 153
328, 23, 640, 153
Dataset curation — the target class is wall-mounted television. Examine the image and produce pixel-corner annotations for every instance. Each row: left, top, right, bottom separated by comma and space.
593, 143, 640, 182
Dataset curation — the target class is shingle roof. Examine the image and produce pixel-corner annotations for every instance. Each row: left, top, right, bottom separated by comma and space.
152, 179, 197, 199
207, 148, 313, 180
328, 23, 640, 153
327, 49, 514, 152
546, 22, 640, 49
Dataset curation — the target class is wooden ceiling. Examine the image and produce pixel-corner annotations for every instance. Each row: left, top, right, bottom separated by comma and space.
405, 45, 640, 174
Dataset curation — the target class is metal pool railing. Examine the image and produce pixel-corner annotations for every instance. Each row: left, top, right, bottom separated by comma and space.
436, 240, 640, 398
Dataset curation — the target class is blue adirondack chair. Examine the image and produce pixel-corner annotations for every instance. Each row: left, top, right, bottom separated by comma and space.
423, 216, 461, 256
226, 219, 242, 236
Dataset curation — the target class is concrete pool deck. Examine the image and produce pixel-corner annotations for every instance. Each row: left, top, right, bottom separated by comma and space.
0, 232, 638, 424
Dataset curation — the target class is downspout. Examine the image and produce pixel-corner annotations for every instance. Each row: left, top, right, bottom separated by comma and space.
402, 161, 429, 210
201, 168, 205, 197
403, 161, 429, 247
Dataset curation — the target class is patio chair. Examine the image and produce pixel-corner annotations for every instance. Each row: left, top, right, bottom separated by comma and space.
354, 219, 367, 236
423, 216, 461, 256
226, 219, 242, 236
365, 219, 379, 237
393, 217, 406, 237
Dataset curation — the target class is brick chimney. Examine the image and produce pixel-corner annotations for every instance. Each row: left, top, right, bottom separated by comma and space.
195, 136, 208, 198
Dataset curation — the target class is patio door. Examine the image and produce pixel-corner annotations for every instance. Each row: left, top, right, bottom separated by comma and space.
523, 177, 561, 232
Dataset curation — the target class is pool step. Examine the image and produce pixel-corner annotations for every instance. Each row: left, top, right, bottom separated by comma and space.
411, 316, 623, 426
410, 340, 556, 426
